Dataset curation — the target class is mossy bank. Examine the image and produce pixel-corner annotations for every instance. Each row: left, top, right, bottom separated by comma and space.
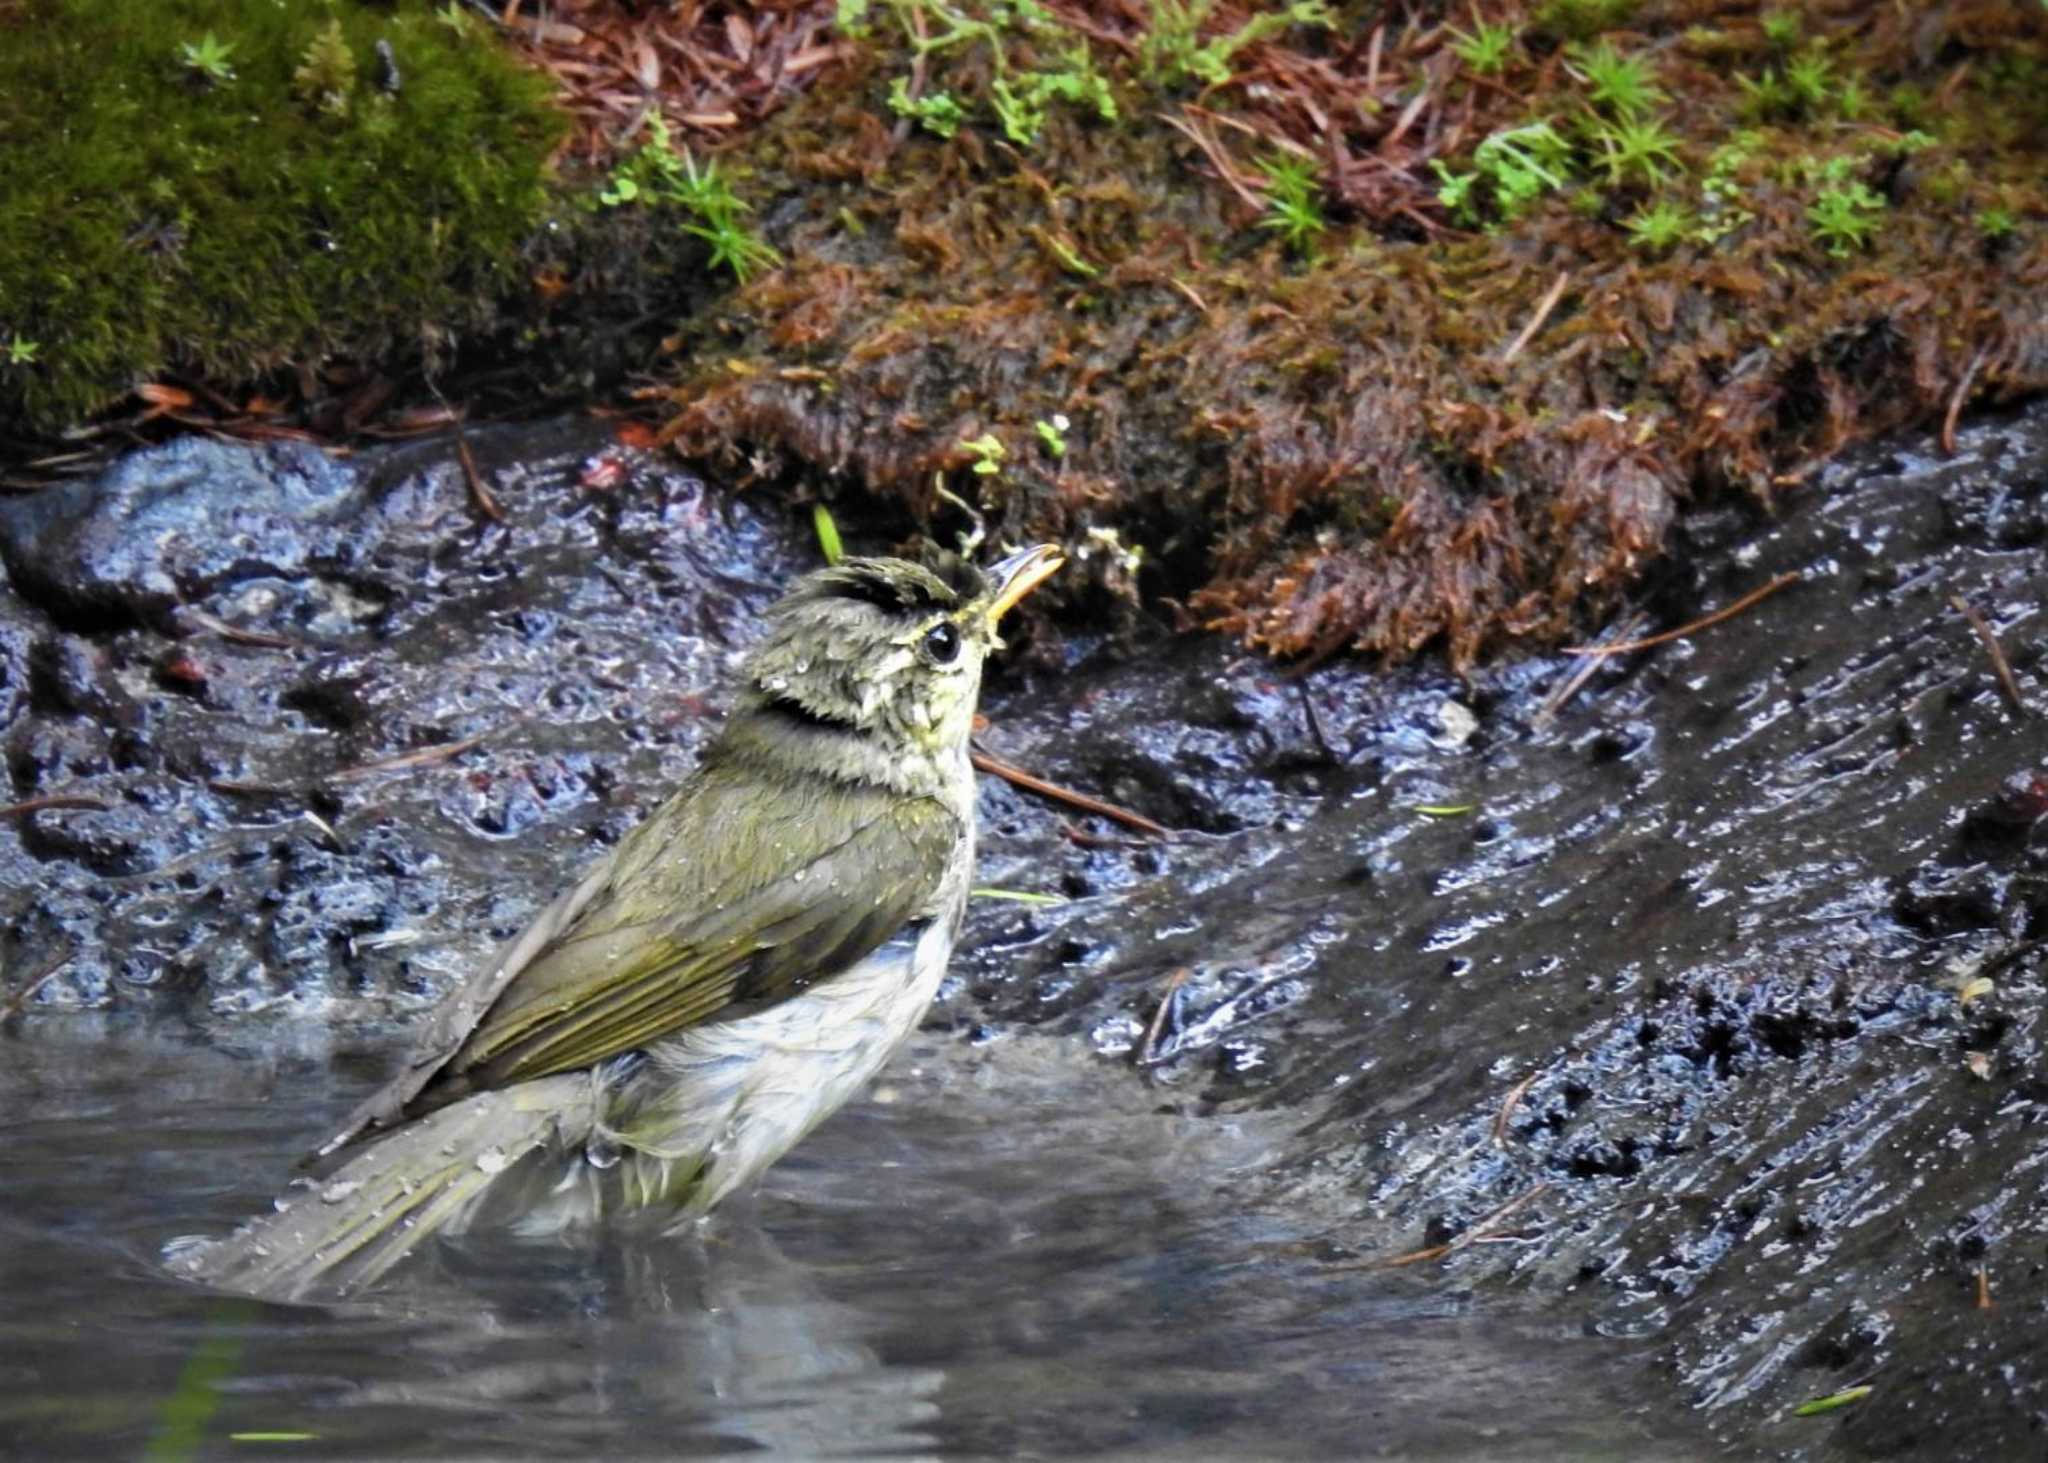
651, 0, 2047, 663
5, 1, 2045, 669
0, 0, 562, 430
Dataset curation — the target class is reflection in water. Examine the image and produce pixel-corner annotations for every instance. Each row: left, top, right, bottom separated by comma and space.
2, 1020, 1698, 1459
350, 1223, 943, 1459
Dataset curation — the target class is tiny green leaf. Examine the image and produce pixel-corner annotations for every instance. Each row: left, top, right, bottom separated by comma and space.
812, 503, 843, 565
1794, 1385, 1872, 1417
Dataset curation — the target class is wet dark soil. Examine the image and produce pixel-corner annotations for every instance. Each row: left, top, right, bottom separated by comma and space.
4, 401, 2047, 1456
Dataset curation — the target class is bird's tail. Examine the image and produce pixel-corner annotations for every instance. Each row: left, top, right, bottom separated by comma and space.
165, 1075, 593, 1303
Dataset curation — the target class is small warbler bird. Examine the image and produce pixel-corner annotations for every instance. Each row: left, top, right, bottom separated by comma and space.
169, 543, 1063, 1300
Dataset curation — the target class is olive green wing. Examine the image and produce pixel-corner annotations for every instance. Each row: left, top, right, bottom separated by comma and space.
433, 770, 963, 1094
312, 854, 621, 1161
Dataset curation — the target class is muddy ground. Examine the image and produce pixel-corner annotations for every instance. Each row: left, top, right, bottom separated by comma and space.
3, 402, 2045, 1457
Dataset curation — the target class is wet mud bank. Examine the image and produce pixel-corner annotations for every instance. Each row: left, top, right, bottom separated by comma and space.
4, 402, 2046, 1455
967, 402, 2048, 1459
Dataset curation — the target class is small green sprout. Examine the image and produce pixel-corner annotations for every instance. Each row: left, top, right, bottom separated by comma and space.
1436, 120, 1572, 224
888, 78, 967, 138
1760, 8, 1802, 51
1708, 130, 1763, 172
677, 164, 781, 281
1793, 1385, 1871, 1417
836, 0, 873, 36
179, 32, 236, 85
1784, 51, 1833, 111
1040, 231, 1100, 278
874, 4, 1113, 147
1027, 60, 1116, 134
1977, 206, 2017, 240
1567, 39, 1666, 118
1696, 141, 1758, 243
3, 335, 40, 366
1144, 0, 1333, 88
292, 18, 355, 116
1807, 179, 1885, 257
990, 60, 1117, 146
1734, 69, 1793, 121
959, 433, 1007, 475
599, 117, 781, 282
1590, 114, 1683, 185
1835, 75, 1871, 120
813, 503, 844, 564
1623, 199, 1693, 252
1034, 415, 1070, 457
1434, 166, 1479, 218
989, 79, 1040, 146
1449, 21, 1518, 76
1258, 152, 1328, 256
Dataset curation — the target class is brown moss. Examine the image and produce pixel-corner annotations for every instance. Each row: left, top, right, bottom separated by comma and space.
639, 1, 2046, 665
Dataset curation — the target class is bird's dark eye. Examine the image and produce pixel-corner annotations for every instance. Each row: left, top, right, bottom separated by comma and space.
923, 621, 961, 664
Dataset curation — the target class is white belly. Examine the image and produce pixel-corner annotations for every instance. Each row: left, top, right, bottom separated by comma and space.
489, 892, 963, 1236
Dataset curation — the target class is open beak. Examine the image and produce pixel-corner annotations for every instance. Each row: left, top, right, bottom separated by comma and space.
984, 543, 1065, 623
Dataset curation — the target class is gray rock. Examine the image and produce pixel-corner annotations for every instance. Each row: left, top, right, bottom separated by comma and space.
0, 436, 365, 622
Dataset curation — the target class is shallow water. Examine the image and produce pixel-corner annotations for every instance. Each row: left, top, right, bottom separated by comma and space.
3, 1021, 1695, 1460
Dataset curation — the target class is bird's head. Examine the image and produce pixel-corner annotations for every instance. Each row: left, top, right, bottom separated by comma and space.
725, 545, 1064, 788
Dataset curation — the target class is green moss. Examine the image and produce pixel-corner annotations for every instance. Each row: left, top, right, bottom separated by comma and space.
0, 0, 564, 430
1258, 153, 1327, 258
598, 117, 781, 283
1448, 22, 1519, 76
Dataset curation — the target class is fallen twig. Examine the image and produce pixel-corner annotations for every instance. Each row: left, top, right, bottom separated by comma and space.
449, 419, 505, 523
0, 792, 111, 819
1158, 109, 1265, 213
1060, 818, 1134, 851
208, 779, 295, 797
1499, 271, 1571, 366
1565, 573, 1797, 657
298, 809, 344, 851
427, 381, 502, 524
1138, 967, 1192, 1065
970, 749, 1170, 838
1, 948, 75, 1020
1492, 1070, 1541, 1148
1942, 345, 1988, 457
330, 732, 490, 782
1362, 1183, 1554, 1270
1296, 679, 1338, 763
1534, 613, 1648, 726
1949, 594, 2029, 717
181, 608, 297, 650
